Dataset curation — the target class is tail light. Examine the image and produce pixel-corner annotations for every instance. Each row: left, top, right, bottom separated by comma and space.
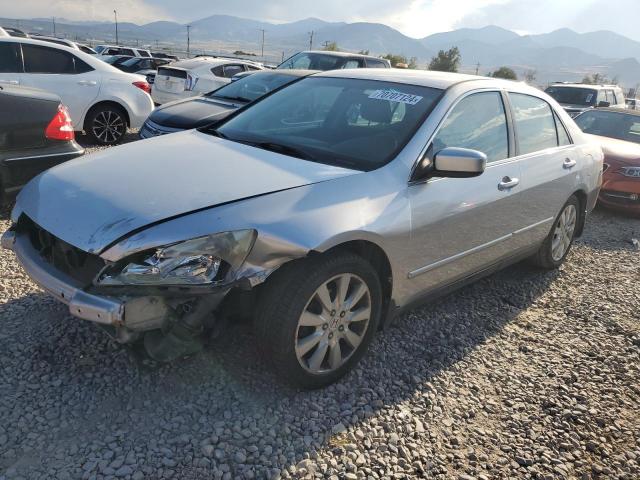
133, 81, 151, 95
45, 104, 74, 141
185, 73, 199, 91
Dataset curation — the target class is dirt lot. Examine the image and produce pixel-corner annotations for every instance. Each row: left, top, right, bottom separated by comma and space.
0, 135, 638, 479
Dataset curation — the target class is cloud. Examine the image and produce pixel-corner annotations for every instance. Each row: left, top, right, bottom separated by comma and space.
2, 0, 172, 24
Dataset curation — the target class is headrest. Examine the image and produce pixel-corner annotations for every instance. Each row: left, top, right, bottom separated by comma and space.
360, 99, 393, 124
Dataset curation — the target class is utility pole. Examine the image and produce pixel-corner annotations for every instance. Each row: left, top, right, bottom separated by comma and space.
322, 40, 332, 50
475, 62, 480, 75
282, 51, 285, 62
308, 30, 314, 50
113, 10, 119, 44
52, 17, 56, 36
186, 25, 191, 57
258, 29, 266, 59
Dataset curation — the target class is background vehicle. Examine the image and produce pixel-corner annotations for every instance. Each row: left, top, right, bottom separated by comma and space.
575, 108, 640, 213
0, 84, 83, 203
29, 35, 97, 54
140, 70, 314, 138
1, 27, 28, 38
115, 57, 171, 74
626, 98, 639, 110
0, 37, 153, 145
151, 57, 264, 105
100, 55, 134, 68
0, 27, 10, 37
545, 83, 627, 117
278, 51, 391, 70
3, 71, 602, 388
95, 45, 151, 57
152, 52, 179, 61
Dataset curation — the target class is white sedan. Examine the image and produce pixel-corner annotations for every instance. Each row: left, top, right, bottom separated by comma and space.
0, 37, 154, 145
151, 57, 263, 105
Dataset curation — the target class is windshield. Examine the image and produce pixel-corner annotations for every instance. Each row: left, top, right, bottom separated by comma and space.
545, 86, 598, 106
575, 110, 640, 144
278, 52, 348, 71
210, 77, 442, 171
121, 58, 141, 67
95, 46, 107, 54
209, 73, 300, 102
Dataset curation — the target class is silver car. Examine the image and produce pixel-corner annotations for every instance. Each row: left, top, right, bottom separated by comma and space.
2, 70, 602, 388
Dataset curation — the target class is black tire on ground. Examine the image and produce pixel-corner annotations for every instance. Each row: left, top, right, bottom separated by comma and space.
529, 194, 580, 269
84, 104, 127, 145
255, 252, 383, 389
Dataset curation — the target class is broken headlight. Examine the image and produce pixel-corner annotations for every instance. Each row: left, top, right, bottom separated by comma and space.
98, 230, 256, 286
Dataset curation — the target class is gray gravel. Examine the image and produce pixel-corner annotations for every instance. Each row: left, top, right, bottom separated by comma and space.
1, 136, 639, 479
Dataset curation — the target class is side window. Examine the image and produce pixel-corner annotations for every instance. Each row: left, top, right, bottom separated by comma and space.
211, 65, 224, 77
0, 42, 21, 73
554, 112, 572, 146
510, 93, 559, 155
22, 44, 75, 74
596, 90, 606, 105
222, 64, 245, 78
247, 65, 261, 71
366, 59, 388, 68
432, 91, 509, 163
342, 59, 362, 69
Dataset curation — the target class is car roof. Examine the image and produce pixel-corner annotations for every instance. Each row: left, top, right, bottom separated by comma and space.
167, 57, 260, 69
585, 107, 640, 117
549, 83, 621, 89
316, 68, 501, 90
250, 69, 317, 78
302, 50, 387, 61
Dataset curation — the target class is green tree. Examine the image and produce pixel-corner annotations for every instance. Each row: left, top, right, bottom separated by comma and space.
381, 53, 407, 67
524, 69, 537, 84
322, 41, 339, 52
428, 47, 461, 73
490, 66, 518, 80
358, 49, 370, 55
581, 73, 609, 84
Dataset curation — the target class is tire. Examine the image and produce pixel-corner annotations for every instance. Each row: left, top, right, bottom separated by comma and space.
530, 195, 580, 269
84, 105, 127, 145
255, 252, 382, 389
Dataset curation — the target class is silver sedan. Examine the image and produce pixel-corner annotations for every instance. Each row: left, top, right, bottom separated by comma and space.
2, 69, 603, 388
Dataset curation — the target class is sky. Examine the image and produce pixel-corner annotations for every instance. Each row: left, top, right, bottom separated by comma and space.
3, 0, 640, 40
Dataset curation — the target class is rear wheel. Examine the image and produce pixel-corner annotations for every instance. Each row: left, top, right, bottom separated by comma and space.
530, 195, 579, 269
255, 252, 382, 389
85, 105, 127, 145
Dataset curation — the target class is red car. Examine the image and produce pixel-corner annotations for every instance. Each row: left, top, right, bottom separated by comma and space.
575, 108, 640, 214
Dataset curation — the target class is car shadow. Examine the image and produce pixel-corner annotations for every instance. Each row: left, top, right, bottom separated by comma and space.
0, 257, 561, 478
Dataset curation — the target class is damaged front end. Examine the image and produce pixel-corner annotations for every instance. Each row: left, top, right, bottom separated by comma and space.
1, 215, 264, 361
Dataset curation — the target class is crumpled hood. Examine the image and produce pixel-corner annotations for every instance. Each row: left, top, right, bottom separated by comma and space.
149, 96, 240, 129
13, 130, 359, 254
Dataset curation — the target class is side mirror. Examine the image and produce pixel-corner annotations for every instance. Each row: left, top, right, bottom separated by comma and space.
597, 101, 610, 108
412, 147, 487, 182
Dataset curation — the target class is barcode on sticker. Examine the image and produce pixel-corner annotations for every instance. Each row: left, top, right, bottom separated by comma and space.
369, 90, 423, 105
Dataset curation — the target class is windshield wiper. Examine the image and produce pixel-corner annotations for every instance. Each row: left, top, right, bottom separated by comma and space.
212, 94, 253, 103
206, 129, 228, 139
243, 141, 315, 161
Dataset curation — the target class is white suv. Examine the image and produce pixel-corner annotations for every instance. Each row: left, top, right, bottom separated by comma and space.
0, 37, 154, 145
95, 45, 152, 58
151, 57, 263, 105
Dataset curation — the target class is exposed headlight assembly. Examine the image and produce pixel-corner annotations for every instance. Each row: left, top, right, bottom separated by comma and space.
618, 166, 640, 178
98, 230, 256, 286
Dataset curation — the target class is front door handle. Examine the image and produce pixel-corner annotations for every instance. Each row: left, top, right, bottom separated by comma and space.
77, 80, 97, 86
563, 158, 577, 169
0, 80, 19, 85
498, 176, 520, 191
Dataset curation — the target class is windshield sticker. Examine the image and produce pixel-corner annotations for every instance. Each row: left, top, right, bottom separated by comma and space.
585, 93, 594, 103
369, 89, 423, 105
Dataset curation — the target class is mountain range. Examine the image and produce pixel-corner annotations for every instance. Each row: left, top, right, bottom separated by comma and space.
3, 15, 640, 87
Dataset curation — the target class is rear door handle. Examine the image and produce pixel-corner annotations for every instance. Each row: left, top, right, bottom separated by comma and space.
77, 80, 97, 86
563, 158, 577, 169
498, 176, 520, 191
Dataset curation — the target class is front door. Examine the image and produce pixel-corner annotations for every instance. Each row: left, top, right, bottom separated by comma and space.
406, 90, 525, 297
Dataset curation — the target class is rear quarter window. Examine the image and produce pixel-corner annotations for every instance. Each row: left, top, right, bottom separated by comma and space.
0, 42, 21, 73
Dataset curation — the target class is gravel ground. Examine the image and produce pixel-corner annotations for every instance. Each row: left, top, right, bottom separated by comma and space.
0, 136, 639, 479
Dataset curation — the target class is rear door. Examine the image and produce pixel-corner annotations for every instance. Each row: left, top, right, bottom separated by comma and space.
18, 43, 101, 129
407, 90, 524, 294
506, 92, 577, 249
0, 41, 22, 86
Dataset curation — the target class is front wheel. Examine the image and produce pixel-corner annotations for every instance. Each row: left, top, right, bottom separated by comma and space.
530, 195, 580, 269
85, 105, 127, 145
255, 252, 382, 389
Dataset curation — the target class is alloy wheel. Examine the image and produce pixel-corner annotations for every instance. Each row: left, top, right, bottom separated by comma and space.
92, 110, 125, 143
551, 204, 577, 261
295, 273, 372, 374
